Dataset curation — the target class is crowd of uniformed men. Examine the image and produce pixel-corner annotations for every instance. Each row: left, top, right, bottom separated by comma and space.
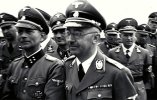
0, 0, 157, 100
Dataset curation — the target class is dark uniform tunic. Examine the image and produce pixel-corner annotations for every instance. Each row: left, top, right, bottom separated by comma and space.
98, 42, 118, 55
0, 43, 22, 97
43, 38, 70, 62
65, 51, 137, 100
2, 49, 65, 100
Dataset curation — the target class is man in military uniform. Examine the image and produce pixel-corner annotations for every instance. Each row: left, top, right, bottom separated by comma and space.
2, 6, 65, 100
136, 24, 157, 100
108, 18, 152, 100
0, 13, 23, 98
49, 13, 70, 61
147, 12, 157, 47
98, 22, 121, 55
64, 0, 137, 100
36, 8, 58, 56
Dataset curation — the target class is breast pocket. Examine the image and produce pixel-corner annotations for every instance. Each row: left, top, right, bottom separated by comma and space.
87, 88, 112, 100
26, 77, 46, 99
8, 76, 19, 93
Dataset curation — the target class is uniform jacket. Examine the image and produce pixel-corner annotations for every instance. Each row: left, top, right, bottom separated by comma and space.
0, 43, 22, 97
65, 50, 137, 100
2, 53, 65, 100
144, 44, 157, 70
0, 43, 22, 70
139, 44, 157, 89
43, 38, 70, 61
43, 38, 59, 57
108, 44, 152, 78
98, 42, 118, 55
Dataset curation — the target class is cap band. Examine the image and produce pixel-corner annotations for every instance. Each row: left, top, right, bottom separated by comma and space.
66, 17, 101, 26
119, 26, 137, 32
0, 21, 16, 27
16, 20, 43, 31
65, 17, 102, 31
137, 30, 151, 34
105, 30, 119, 33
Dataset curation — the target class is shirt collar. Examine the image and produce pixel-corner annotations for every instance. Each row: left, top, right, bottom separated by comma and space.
122, 43, 135, 56
25, 48, 42, 58
76, 48, 97, 73
40, 36, 51, 49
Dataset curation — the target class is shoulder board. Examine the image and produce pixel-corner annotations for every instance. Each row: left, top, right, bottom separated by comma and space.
106, 56, 125, 69
65, 55, 76, 62
13, 56, 24, 62
148, 44, 156, 48
45, 54, 57, 61
113, 46, 121, 52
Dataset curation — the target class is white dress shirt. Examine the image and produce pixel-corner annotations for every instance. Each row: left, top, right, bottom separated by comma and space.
76, 48, 97, 73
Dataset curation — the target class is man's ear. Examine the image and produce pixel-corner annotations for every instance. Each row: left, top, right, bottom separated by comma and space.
93, 34, 100, 44
40, 32, 47, 42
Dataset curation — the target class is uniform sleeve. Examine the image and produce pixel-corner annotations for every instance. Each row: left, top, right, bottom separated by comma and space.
44, 60, 66, 100
1, 62, 17, 100
113, 69, 137, 100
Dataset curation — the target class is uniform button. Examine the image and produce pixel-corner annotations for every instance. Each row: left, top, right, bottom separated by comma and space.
24, 78, 27, 81
0, 74, 2, 77
98, 94, 101, 97
25, 66, 28, 68
23, 90, 26, 93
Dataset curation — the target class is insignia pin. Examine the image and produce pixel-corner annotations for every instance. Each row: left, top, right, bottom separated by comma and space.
96, 60, 103, 70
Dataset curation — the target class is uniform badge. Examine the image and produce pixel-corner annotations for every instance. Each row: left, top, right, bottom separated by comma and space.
73, 11, 79, 17
47, 45, 54, 53
72, 1, 83, 8
96, 59, 103, 70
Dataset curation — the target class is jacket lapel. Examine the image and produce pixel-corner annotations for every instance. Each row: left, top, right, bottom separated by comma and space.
70, 60, 80, 88
116, 45, 128, 64
76, 51, 105, 94
128, 45, 140, 63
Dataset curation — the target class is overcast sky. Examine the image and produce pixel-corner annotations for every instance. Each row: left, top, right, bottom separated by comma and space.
0, 0, 157, 25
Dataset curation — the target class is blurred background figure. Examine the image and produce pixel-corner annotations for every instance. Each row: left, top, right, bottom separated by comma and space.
147, 12, 157, 100
98, 22, 121, 55
148, 12, 157, 47
36, 8, 58, 56
0, 13, 22, 98
136, 24, 156, 100
50, 12, 70, 61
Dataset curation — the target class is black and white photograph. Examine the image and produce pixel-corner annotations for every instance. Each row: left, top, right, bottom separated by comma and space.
0, 0, 157, 100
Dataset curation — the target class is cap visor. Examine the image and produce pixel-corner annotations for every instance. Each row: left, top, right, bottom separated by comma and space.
64, 22, 84, 27
15, 22, 37, 30
53, 26, 66, 31
137, 30, 150, 35
105, 30, 119, 33
0, 22, 16, 28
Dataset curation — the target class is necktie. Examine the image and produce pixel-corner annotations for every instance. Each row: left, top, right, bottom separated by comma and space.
78, 64, 85, 81
8, 43, 13, 53
126, 49, 130, 59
